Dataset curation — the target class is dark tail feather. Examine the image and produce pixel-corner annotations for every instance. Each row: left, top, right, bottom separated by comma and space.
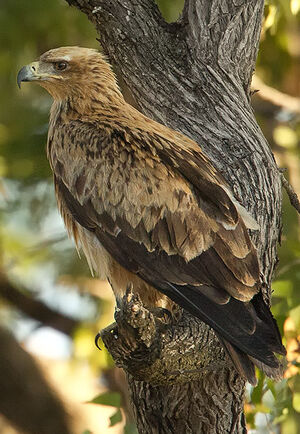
220, 338, 257, 385
248, 356, 286, 382
220, 338, 285, 385
162, 283, 286, 383
252, 292, 285, 354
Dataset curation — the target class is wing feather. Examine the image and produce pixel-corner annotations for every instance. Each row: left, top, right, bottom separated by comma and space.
51, 120, 260, 300
51, 116, 285, 379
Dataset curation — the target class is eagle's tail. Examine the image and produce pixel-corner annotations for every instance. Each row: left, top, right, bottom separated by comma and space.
163, 284, 286, 384
221, 338, 285, 385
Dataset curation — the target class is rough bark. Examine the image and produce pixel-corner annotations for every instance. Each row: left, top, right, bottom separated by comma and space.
66, 1, 281, 432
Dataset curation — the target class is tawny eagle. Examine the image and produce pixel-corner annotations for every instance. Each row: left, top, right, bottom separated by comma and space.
17, 47, 285, 384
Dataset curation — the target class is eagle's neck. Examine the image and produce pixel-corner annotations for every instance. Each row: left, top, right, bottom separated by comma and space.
47, 90, 129, 165
49, 80, 125, 121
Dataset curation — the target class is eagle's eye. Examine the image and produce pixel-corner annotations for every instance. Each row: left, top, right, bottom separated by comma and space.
54, 61, 68, 72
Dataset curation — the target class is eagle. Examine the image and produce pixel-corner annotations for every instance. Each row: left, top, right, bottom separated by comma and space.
17, 46, 285, 385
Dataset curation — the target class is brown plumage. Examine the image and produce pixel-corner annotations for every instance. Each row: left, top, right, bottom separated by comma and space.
17, 47, 286, 384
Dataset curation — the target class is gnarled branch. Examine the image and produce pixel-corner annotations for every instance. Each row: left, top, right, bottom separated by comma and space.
0, 326, 72, 434
0, 273, 78, 335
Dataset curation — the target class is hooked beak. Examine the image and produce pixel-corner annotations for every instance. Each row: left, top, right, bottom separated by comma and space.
17, 62, 40, 88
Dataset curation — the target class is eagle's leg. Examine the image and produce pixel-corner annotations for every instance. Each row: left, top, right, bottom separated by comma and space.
147, 307, 174, 324
100, 284, 163, 374
114, 283, 158, 348
100, 283, 230, 385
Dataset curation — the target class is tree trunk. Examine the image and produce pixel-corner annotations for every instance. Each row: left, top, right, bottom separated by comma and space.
66, 1, 281, 432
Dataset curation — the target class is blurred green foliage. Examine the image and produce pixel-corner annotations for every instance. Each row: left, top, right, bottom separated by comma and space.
0, 0, 299, 433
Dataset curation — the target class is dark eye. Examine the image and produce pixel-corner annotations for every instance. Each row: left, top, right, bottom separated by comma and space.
54, 61, 68, 71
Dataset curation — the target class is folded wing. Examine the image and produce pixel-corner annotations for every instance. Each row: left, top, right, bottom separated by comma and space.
51, 119, 286, 383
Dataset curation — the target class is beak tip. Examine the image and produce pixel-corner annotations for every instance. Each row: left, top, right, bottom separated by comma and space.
17, 65, 35, 89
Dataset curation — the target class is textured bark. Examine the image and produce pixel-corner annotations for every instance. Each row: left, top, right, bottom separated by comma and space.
66, 1, 281, 432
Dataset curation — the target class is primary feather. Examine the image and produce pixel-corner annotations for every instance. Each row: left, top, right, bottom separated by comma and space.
18, 47, 286, 384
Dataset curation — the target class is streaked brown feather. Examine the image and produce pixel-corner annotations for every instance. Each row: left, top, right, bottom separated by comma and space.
214, 230, 259, 287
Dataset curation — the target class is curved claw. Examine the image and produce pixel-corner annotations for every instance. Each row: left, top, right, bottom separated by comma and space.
94, 332, 102, 351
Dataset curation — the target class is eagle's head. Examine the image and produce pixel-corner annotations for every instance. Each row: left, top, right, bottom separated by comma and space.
17, 46, 121, 101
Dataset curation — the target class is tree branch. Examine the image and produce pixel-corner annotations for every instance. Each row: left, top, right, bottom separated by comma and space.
280, 172, 300, 215
252, 75, 300, 115
66, 1, 280, 432
0, 273, 79, 336
0, 326, 72, 434
100, 287, 227, 384
182, 0, 264, 91
100, 287, 246, 433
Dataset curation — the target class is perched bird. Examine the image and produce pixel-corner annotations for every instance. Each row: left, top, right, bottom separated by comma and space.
17, 47, 285, 384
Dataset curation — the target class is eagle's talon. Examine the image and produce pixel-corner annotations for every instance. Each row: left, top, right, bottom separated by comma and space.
95, 332, 102, 351
150, 307, 173, 324
131, 304, 139, 313
125, 282, 134, 302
